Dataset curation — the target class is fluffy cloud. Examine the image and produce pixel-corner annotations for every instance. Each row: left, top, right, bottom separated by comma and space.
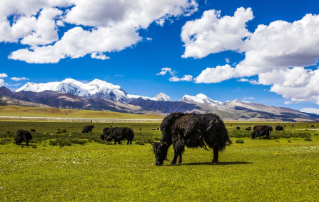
0, 79, 5, 86
91, 52, 110, 60
156, 67, 176, 76
195, 64, 238, 83
285, 101, 292, 104
10, 77, 29, 81
169, 75, 193, 82
0, 73, 8, 78
181, 7, 253, 58
4, 0, 198, 63
185, 7, 319, 105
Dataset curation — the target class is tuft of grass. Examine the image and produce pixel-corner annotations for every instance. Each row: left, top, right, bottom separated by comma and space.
235, 139, 244, 144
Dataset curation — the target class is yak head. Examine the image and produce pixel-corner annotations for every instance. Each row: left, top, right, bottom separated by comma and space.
150, 140, 168, 166
105, 134, 114, 142
268, 126, 273, 132
251, 131, 256, 139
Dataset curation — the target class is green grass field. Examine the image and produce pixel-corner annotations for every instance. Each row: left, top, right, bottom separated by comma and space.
1, 121, 319, 201
0, 105, 163, 119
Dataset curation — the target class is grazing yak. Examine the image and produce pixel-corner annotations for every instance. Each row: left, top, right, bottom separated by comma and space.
102, 127, 134, 144
275, 126, 284, 131
101, 127, 113, 140
245, 126, 251, 131
82, 125, 94, 133
31, 129, 36, 132
251, 125, 273, 139
236, 127, 240, 130
150, 112, 231, 166
15, 130, 33, 146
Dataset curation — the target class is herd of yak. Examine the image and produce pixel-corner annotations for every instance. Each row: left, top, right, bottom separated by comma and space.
14, 112, 288, 166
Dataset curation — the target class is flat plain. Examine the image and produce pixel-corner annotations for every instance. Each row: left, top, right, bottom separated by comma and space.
0, 121, 319, 201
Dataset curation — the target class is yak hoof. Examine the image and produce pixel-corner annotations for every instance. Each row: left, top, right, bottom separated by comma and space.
212, 161, 217, 165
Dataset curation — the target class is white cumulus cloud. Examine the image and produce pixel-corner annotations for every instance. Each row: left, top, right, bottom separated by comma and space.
181, 7, 253, 59
91, 52, 110, 60
169, 75, 193, 82
184, 7, 319, 105
0, 79, 5, 86
157, 67, 176, 76
4, 0, 198, 63
195, 64, 238, 83
10, 77, 30, 81
0, 73, 8, 78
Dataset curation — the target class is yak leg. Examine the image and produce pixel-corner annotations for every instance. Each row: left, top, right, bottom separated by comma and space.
212, 144, 219, 164
171, 153, 178, 165
177, 154, 182, 164
114, 140, 117, 145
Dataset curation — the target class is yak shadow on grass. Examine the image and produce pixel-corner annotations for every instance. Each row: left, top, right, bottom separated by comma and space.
164, 161, 252, 166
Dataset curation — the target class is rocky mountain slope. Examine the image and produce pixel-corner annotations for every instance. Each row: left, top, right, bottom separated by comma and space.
0, 87, 163, 115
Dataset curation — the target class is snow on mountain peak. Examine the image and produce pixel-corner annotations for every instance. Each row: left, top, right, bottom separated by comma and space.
180, 94, 222, 105
16, 78, 172, 104
155, 93, 171, 101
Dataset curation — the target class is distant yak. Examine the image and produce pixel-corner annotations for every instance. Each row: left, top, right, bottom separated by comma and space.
101, 127, 134, 144
15, 130, 33, 146
82, 125, 94, 133
251, 125, 273, 139
31, 129, 36, 132
245, 127, 251, 131
275, 126, 284, 131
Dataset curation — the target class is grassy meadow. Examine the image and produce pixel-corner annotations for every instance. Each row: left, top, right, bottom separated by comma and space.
0, 105, 163, 119
0, 121, 319, 201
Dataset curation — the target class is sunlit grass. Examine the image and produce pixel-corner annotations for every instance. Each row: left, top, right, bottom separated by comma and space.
0, 121, 319, 201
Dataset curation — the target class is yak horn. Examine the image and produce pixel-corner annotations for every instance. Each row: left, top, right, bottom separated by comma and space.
149, 139, 154, 145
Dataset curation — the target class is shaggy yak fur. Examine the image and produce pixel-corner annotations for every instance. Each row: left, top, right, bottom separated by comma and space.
15, 130, 33, 146
275, 126, 284, 131
82, 125, 94, 133
102, 127, 134, 144
151, 112, 231, 166
251, 125, 273, 139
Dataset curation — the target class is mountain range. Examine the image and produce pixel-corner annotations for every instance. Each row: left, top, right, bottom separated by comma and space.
2, 78, 319, 122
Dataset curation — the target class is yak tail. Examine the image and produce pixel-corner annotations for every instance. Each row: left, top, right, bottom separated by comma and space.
206, 115, 231, 151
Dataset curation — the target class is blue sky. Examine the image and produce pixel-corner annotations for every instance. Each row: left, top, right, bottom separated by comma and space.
1, 0, 319, 112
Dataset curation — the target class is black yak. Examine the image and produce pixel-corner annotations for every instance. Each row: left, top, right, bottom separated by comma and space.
245, 127, 251, 131
275, 126, 284, 131
31, 129, 36, 132
150, 112, 231, 166
236, 127, 240, 130
251, 125, 273, 139
101, 127, 113, 140
105, 127, 134, 144
82, 125, 94, 133
15, 130, 32, 146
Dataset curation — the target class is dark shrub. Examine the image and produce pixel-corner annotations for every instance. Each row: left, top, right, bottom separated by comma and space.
235, 139, 244, 143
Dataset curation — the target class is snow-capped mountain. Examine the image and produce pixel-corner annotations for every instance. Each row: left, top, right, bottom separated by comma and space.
16, 79, 172, 103
127, 93, 171, 102
155, 93, 172, 101
16, 79, 129, 103
180, 94, 222, 106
